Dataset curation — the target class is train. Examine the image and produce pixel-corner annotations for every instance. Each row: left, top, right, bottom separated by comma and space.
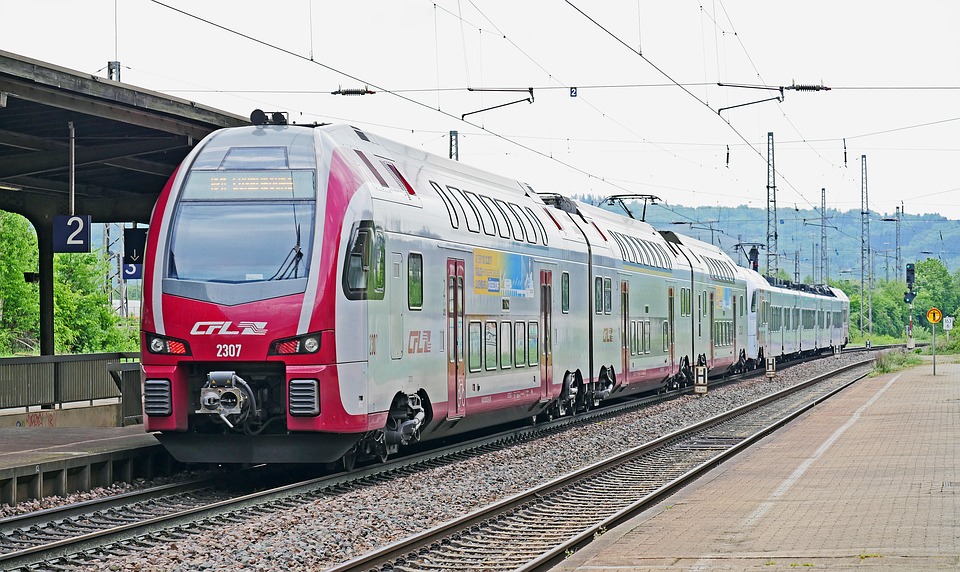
140, 112, 849, 466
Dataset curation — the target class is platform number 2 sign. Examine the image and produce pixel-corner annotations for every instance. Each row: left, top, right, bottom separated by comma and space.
53, 215, 92, 253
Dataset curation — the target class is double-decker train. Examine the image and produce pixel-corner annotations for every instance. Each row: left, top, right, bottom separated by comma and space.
141, 113, 849, 466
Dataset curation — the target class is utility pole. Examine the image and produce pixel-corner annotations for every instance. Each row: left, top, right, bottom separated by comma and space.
861, 155, 872, 338
894, 205, 902, 277
821, 188, 828, 284
449, 130, 459, 161
766, 132, 778, 280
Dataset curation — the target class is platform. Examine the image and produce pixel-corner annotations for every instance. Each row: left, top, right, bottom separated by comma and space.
553, 357, 960, 571
0, 423, 170, 506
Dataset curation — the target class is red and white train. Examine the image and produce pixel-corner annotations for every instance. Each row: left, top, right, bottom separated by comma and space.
141, 113, 849, 466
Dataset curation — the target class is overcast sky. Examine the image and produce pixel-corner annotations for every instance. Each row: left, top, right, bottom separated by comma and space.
5, 1, 960, 230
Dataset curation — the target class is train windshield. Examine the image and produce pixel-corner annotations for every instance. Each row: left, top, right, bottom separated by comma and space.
167, 170, 316, 283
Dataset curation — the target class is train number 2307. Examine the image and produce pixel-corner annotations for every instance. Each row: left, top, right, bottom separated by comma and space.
216, 344, 242, 358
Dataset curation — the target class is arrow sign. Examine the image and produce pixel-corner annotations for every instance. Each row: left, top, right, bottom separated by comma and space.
123, 228, 148, 265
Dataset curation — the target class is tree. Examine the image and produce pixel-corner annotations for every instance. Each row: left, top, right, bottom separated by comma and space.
53, 251, 137, 354
0, 211, 39, 354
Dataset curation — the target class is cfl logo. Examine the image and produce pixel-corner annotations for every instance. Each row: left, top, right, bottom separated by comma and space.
191, 321, 268, 335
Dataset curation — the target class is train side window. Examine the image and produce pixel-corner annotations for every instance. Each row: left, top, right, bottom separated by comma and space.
448, 186, 479, 233
500, 322, 513, 369
481, 196, 511, 239
561, 272, 570, 314
498, 200, 526, 241
643, 321, 651, 353
595, 277, 603, 314
465, 190, 496, 236
343, 221, 385, 301
525, 206, 549, 245
528, 321, 539, 366
603, 277, 612, 314
751, 292, 758, 312
611, 232, 628, 261
468, 321, 482, 372
513, 204, 538, 244
408, 253, 423, 310
429, 181, 459, 228
740, 295, 744, 317
631, 321, 638, 355
514, 322, 526, 367
485, 321, 498, 371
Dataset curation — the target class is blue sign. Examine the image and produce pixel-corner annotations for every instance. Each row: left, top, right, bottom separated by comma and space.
570, 87, 578, 97
122, 264, 143, 280
53, 215, 92, 253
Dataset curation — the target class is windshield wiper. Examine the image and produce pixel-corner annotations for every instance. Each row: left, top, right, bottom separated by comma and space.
269, 223, 304, 280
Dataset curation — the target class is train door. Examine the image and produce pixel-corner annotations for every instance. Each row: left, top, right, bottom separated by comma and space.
539, 270, 553, 401
667, 287, 676, 369
390, 253, 403, 360
447, 258, 466, 419
620, 280, 629, 385
709, 291, 715, 367
732, 294, 738, 357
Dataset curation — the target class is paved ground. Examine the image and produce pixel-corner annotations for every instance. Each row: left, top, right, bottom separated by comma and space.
552, 358, 960, 571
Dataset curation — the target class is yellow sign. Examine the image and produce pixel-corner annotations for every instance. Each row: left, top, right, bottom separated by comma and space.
927, 307, 943, 324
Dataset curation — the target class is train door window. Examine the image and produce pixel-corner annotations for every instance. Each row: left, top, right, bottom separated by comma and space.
631, 321, 638, 355
740, 295, 744, 317
528, 321, 539, 366
495, 199, 525, 241
525, 206, 549, 245
561, 272, 570, 313
343, 222, 385, 300
463, 190, 495, 236
603, 278, 612, 314
481, 196, 511, 239
643, 321, 651, 353
500, 322, 513, 368
662, 322, 669, 351
751, 291, 758, 312
485, 321, 498, 371
408, 253, 423, 310
468, 321, 482, 372
429, 181, 459, 228
448, 186, 479, 233
514, 322, 526, 367
595, 277, 603, 314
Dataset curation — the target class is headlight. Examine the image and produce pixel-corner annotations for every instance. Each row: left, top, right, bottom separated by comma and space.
269, 333, 321, 355
145, 333, 191, 355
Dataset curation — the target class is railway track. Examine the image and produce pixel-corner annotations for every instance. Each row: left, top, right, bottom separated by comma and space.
328, 358, 874, 572
0, 353, 876, 571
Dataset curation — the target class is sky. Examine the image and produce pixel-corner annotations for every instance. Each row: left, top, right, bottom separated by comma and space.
4, 0, 960, 234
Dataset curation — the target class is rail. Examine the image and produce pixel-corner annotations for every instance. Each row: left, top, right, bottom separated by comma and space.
0, 353, 141, 424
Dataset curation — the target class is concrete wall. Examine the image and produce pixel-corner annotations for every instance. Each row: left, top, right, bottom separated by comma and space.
0, 403, 122, 428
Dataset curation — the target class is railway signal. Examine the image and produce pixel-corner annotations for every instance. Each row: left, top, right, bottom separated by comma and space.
903, 290, 916, 304
906, 262, 915, 286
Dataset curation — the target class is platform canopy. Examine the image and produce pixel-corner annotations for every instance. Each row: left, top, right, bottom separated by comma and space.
0, 50, 249, 354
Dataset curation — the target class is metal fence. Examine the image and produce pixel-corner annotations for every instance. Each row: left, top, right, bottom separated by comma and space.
0, 353, 140, 418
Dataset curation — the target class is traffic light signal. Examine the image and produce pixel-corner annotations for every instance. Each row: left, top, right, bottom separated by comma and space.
906, 263, 915, 286
904, 290, 916, 304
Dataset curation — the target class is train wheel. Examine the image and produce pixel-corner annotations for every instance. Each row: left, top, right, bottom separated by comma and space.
340, 448, 358, 472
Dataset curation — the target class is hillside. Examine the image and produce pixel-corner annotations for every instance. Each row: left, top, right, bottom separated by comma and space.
577, 196, 958, 283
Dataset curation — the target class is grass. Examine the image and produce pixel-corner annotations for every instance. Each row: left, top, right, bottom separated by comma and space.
872, 349, 923, 376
